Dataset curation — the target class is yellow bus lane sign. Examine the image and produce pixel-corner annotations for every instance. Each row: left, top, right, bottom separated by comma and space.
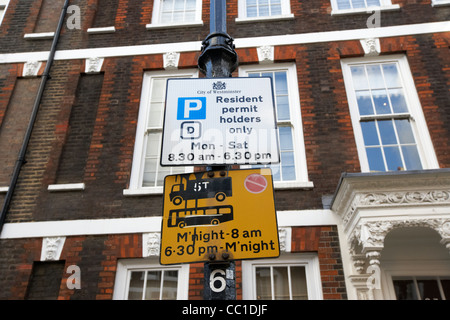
160, 168, 280, 265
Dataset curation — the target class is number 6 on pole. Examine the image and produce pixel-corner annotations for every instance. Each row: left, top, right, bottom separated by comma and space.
210, 269, 226, 293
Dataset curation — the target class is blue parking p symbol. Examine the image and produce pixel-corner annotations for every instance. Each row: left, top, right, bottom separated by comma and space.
177, 97, 206, 120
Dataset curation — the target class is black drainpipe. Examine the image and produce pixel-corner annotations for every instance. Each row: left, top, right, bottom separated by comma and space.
0, 0, 70, 236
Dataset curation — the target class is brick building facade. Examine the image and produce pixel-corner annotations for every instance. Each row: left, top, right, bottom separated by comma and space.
0, 0, 449, 301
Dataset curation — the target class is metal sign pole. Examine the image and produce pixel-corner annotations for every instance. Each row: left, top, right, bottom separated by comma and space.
198, 0, 238, 300
198, 0, 238, 78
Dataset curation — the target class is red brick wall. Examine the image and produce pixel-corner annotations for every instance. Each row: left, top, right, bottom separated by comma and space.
0, 228, 344, 300
0, 32, 447, 221
0, 0, 448, 52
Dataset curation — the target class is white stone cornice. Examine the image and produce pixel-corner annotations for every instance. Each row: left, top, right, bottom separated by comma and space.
332, 170, 450, 233
332, 169, 450, 286
0, 21, 449, 64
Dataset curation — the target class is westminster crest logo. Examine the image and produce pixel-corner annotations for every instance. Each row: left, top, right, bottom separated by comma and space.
212, 81, 226, 90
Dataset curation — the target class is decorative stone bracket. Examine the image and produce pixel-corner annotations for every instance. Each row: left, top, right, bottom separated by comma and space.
142, 232, 161, 257
40, 237, 66, 261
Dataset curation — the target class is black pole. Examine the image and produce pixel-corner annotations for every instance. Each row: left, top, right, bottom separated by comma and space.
198, 0, 238, 300
0, 0, 71, 236
198, 0, 238, 78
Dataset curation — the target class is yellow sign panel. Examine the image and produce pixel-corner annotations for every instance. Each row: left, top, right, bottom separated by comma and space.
160, 168, 279, 265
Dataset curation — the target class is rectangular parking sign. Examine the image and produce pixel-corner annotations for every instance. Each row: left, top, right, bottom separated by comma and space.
161, 78, 280, 166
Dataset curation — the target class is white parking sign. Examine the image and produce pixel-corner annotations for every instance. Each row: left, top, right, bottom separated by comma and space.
161, 77, 279, 166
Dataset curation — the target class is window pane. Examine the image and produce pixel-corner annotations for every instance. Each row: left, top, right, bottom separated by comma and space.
389, 88, 408, 113
361, 121, 379, 146
366, 65, 384, 89
395, 119, 415, 144
186, 0, 196, 10
161, 0, 174, 12
394, 279, 419, 300
143, 158, 157, 186
378, 120, 397, 145
351, 66, 369, 90
259, 4, 269, 16
128, 271, 145, 300
356, 91, 374, 115
162, 270, 179, 300
255, 267, 272, 300
366, 0, 380, 6
441, 279, 450, 300
148, 102, 164, 128
279, 126, 293, 150
270, 3, 282, 15
279, 127, 296, 181
145, 271, 162, 300
366, 147, 385, 172
281, 152, 296, 181
382, 63, 401, 88
336, 0, 351, 9
384, 146, 403, 171
276, 95, 290, 121
184, 10, 195, 21
417, 279, 442, 300
351, 0, 366, 8
146, 132, 161, 157
372, 89, 391, 115
174, 0, 184, 11
273, 267, 289, 300
275, 72, 288, 95
291, 266, 308, 300
247, 6, 257, 17
402, 145, 422, 170
160, 12, 172, 23
274, 72, 290, 120
173, 10, 183, 21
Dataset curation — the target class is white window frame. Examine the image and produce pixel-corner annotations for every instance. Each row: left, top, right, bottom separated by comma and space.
236, 0, 294, 23
124, 69, 197, 196
147, 0, 203, 29
0, 0, 10, 26
341, 55, 439, 173
239, 63, 313, 190
431, 0, 450, 6
113, 258, 190, 300
330, 0, 400, 15
242, 253, 323, 300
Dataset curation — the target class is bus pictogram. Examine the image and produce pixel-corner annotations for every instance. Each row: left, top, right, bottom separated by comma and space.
169, 172, 232, 205
168, 205, 233, 228
166, 171, 234, 228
